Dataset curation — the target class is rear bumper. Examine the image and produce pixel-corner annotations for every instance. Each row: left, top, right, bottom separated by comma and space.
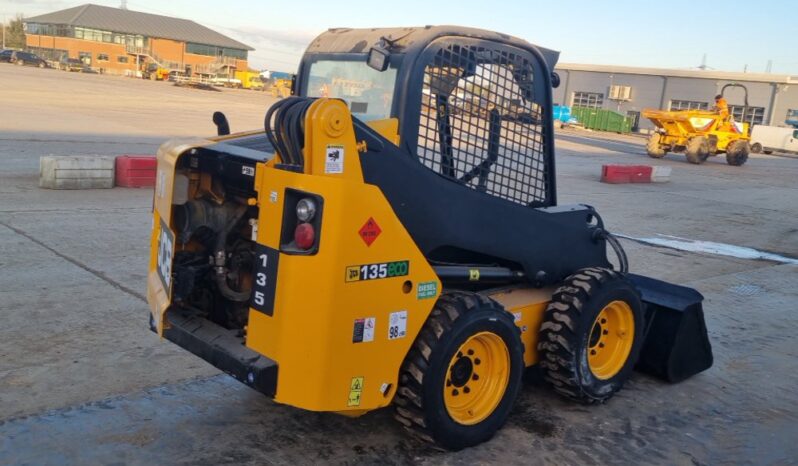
154, 307, 278, 397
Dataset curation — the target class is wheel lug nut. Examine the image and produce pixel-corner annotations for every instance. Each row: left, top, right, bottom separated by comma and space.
599, 343, 605, 348
467, 349, 474, 356
457, 351, 463, 358
474, 358, 481, 365
464, 386, 470, 394
446, 380, 452, 387
590, 349, 597, 355
472, 374, 479, 381
603, 330, 608, 335
601, 318, 607, 324
452, 389, 459, 396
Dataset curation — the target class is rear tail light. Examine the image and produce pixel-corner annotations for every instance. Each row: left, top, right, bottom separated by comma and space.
294, 223, 315, 249
280, 190, 323, 255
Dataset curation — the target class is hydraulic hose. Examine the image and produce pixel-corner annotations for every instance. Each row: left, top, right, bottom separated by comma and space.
213, 204, 251, 302
594, 228, 629, 274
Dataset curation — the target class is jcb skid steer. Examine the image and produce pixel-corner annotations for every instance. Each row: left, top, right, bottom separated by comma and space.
147, 26, 713, 450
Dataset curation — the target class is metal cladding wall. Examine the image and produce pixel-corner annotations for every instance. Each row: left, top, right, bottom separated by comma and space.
553, 66, 798, 131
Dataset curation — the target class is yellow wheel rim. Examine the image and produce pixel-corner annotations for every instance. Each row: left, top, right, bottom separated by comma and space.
588, 300, 635, 380
443, 331, 510, 425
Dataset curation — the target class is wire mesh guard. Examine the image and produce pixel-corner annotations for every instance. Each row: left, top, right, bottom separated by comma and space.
418, 43, 549, 206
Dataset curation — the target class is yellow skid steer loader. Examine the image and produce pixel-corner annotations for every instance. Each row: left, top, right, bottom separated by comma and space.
147, 26, 713, 450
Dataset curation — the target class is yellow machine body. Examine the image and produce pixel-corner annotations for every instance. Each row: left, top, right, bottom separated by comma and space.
146, 99, 555, 415
643, 108, 750, 152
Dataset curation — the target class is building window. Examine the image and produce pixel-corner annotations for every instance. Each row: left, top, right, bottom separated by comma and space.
786, 109, 798, 125
97, 53, 109, 61
186, 42, 247, 60
669, 100, 709, 111
117, 56, 129, 63
730, 105, 765, 125
572, 91, 604, 108
79, 51, 91, 65
608, 85, 632, 101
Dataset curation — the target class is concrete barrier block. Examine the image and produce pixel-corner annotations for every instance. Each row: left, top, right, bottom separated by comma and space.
39, 156, 115, 189
651, 166, 672, 183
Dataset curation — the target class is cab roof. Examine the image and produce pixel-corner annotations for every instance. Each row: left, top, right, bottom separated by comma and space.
304, 26, 560, 71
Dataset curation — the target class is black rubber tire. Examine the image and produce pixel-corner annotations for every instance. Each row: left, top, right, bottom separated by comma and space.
394, 291, 524, 450
726, 140, 750, 166
685, 136, 710, 164
763, 150, 773, 155
646, 133, 667, 158
751, 142, 762, 154
537, 267, 644, 404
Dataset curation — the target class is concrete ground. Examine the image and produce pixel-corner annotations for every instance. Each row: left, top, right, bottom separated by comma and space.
1, 64, 797, 465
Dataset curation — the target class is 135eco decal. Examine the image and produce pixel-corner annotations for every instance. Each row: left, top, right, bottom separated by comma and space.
345, 260, 409, 282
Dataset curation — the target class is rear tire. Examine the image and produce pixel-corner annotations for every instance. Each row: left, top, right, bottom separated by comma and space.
751, 142, 762, 154
685, 136, 710, 164
763, 150, 773, 155
646, 133, 667, 158
538, 267, 643, 404
394, 291, 524, 450
726, 140, 750, 166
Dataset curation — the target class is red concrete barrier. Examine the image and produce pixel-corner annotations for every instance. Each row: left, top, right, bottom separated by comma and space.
601, 165, 653, 184
115, 155, 156, 188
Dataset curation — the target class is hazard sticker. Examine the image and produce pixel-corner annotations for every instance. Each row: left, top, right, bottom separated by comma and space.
358, 217, 382, 246
348, 376, 364, 407
388, 310, 407, 340
325, 144, 344, 174
352, 317, 375, 343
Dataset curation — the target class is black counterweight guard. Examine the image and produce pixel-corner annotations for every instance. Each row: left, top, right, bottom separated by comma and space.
628, 274, 713, 383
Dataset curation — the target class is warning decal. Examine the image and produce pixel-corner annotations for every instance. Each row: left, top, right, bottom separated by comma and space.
352, 317, 375, 343
348, 376, 364, 407
358, 217, 382, 246
325, 144, 344, 174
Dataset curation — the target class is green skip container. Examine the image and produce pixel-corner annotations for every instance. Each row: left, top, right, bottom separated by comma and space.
571, 107, 633, 133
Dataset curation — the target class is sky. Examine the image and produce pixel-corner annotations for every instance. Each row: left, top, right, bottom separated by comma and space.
2, 0, 796, 74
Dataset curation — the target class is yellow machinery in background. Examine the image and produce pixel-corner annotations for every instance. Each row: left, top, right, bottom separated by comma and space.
147, 26, 714, 450
269, 77, 293, 98
643, 83, 751, 165
235, 70, 265, 90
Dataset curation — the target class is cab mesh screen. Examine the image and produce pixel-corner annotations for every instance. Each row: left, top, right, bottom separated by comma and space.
417, 43, 549, 206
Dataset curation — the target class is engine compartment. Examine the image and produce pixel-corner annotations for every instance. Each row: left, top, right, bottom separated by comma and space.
169, 148, 261, 331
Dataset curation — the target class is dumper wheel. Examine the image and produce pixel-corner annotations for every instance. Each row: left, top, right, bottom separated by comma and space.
685, 136, 710, 164
751, 143, 762, 154
538, 267, 643, 404
646, 133, 667, 158
394, 291, 524, 450
726, 140, 750, 166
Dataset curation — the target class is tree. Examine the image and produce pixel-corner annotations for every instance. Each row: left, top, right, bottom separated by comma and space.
3, 15, 26, 50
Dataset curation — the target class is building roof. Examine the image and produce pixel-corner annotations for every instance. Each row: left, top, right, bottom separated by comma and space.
25, 4, 253, 51
556, 62, 797, 84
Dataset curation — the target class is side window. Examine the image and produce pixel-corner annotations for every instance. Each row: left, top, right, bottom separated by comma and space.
793, 130, 798, 139
417, 41, 550, 207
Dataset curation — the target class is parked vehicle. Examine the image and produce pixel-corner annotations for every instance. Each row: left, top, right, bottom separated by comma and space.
142, 63, 170, 81
0, 49, 15, 63
58, 55, 86, 72
10, 51, 48, 68
750, 125, 798, 155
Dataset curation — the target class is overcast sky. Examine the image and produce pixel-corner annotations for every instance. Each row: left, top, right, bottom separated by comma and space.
2, 0, 796, 75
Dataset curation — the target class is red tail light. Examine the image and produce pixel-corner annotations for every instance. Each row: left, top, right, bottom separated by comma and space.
294, 223, 315, 250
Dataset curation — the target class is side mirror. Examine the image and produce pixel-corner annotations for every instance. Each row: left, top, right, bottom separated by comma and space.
551, 72, 561, 88
367, 46, 390, 72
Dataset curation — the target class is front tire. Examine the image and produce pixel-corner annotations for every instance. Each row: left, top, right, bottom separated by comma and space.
685, 136, 710, 164
751, 142, 762, 154
726, 140, 750, 166
394, 291, 524, 450
646, 133, 667, 158
538, 267, 643, 404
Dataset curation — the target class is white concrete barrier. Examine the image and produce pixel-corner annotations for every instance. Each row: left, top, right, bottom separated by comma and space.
39, 156, 115, 189
651, 166, 672, 183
